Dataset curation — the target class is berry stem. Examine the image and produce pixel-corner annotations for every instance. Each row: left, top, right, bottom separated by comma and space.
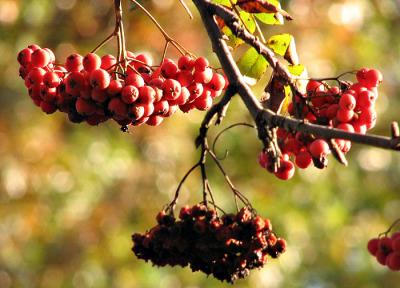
379, 218, 400, 237
212, 122, 255, 160
178, 0, 194, 19
129, 0, 193, 57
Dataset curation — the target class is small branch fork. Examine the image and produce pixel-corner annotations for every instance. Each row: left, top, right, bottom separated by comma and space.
166, 88, 254, 215
192, 0, 400, 153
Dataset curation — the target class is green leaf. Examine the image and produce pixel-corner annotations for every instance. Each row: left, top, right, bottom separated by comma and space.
221, 26, 244, 48
254, 13, 282, 25
253, 0, 283, 25
267, 34, 292, 56
239, 11, 256, 33
288, 65, 305, 77
212, 0, 236, 6
237, 47, 269, 80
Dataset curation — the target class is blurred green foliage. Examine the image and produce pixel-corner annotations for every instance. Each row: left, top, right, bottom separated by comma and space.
0, 0, 400, 287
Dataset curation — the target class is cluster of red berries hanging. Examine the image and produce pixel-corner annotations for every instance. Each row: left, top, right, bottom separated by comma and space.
132, 204, 286, 283
259, 68, 383, 180
17, 44, 227, 128
368, 230, 400, 271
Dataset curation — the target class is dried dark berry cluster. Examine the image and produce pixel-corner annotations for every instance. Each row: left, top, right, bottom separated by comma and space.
259, 68, 383, 180
18, 44, 227, 128
132, 204, 286, 283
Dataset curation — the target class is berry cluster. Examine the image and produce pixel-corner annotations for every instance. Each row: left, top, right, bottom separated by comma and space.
18, 45, 227, 128
132, 204, 286, 283
368, 232, 400, 271
259, 68, 383, 180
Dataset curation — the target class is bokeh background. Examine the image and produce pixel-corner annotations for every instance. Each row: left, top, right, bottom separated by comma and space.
1, 0, 400, 287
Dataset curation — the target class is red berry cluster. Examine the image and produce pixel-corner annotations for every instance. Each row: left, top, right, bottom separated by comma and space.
132, 204, 286, 283
259, 68, 383, 180
368, 232, 400, 271
18, 44, 227, 128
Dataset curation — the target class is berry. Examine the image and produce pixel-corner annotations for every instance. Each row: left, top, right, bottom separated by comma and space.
367, 238, 379, 256
194, 57, 209, 71
83, 53, 101, 72
387, 252, 400, 271
101, 54, 117, 70
295, 151, 312, 169
90, 69, 110, 89
43, 72, 61, 88
31, 49, 50, 68
163, 79, 182, 100
139, 86, 156, 103
274, 159, 295, 180
339, 93, 356, 110
17, 48, 33, 66
65, 53, 83, 72
309, 139, 330, 158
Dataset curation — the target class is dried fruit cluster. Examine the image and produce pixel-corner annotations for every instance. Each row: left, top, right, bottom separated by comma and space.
259, 68, 383, 180
368, 232, 400, 271
18, 44, 227, 128
132, 204, 286, 283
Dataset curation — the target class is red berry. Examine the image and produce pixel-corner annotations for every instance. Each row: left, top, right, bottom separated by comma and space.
193, 68, 213, 84
107, 79, 123, 96
40, 101, 57, 114
76, 98, 97, 116
274, 159, 295, 180
121, 85, 139, 104
91, 88, 108, 103
357, 90, 376, 109
362, 69, 383, 88
336, 108, 354, 123
359, 108, 377, 129
31, 49, 50, 68
172, 86, 190, 106
306, 80, 325, 94
178, 55, 194, 70
392, 236, 400, 252
194, 57, 209, 71
90, 69, 110, 90
386, 252, 400, 271
65, 53, 83, 72
163, 79, 182, 101
101, 54, 117, 70
135, 102, 154, 117
108, 98, 128, 116
188, 82, 204, 101
161, 59, 179, 78
134, 53, 153, 71
27, 67, 46, 85
18, 48, 33, 66
153, 100, 169, 115
209, 73, 226, 91
43, 72, 61, 88
83, 53, 101, 72
138, 86, 156, 103
339, 93, 356, 110
295, 151, 312, 169
194, 92, 213, 111
309, 139, 330, 158
367, 238, 379, 256
147, 115, 164, 126
126, 73, 145, 88
176, 71, 194, 87
43, 48, 55, 63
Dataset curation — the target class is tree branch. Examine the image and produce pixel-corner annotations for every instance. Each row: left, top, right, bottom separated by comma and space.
192, 0, 400, 152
